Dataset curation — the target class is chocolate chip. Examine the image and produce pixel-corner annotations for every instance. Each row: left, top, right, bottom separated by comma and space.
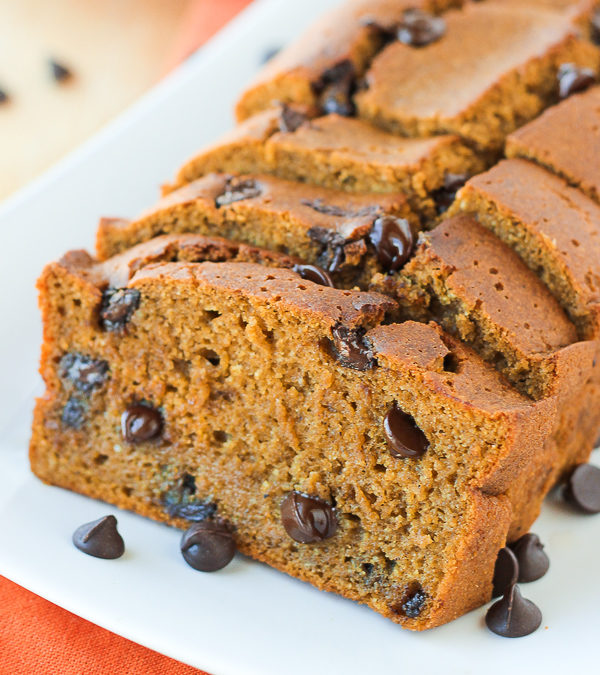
0, 89, 9, 105
180, 520, 236, 572
302, 199, 375, 218
72, 515, 125, 559
383, 404, 429, 458
280, 491, 337, 543
292, 264, 334, 287
368, 216, 414, 273
100, 288, 140, 331
329, 324, 376, 370
59, 353, 109, 393
215, 177, 262, 207
564, 463, 600, 513
397, 9, 446, 47
316, 60, 356, 117
485, 584, 542, 638
62, 397, 86, 429
50, 59, 72, 83
278, 104, 308, 133
492, 547, 519, 598
399, 583, 427, 618
162, 473, 218, 521
510, 533, 549, 583
121, 403, 163, 443
433, 172, 469, 214
557, 63, 596, 100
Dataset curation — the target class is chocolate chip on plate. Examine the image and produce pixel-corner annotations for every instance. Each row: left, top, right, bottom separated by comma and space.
215, 177, 262, 207
383, 404, 429, 458
509, 533, 549, 583
100, 288, 140, 331
278, 104, 308, 133
368, 215, 414, 273
397, 9, 446, 47
280, 491, 337, 543
121, 403, 163, 443
292, 263, 334, 287
49, 58, 73, 83
485, 584, 542, 638
329, 324, 376, 371
492, 547, 519, 598
557, 63, 596, 100
563, 463, 600, 514
62, 397, 86, 429
433, 172, 469, 214
180, 521, 236, 572
72, 515, 125, 559
59, 353, 109, 393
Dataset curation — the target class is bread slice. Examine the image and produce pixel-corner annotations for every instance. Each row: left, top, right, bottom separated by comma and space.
30, 246, 555, 630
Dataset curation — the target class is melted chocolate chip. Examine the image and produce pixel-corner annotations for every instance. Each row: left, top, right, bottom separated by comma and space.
62, 397, 86, 429
292, 263, 334, 287
162, 473, 218, 521
0, 89, 9, 105
72, 515, 125, 559
433, 172, 469, 214
400, 583, 427, 618
121, 403, 163, 443
316, 60, 356, 117
50, 59, 72, 82
215, 177, 262, 207
280, 491, 337, 543
564, 463, 600, 514
485, 584, 542, 638
492, 547, 519, 598
383, 404, 429, 458
278, 104, 308, 133
329, 324, 376, 371
557, 63, 596, 100
368, 216, 414, 273
397, 9, 446, 47
100, 288, 140, 331
59, 353, 109, 393
180, 520, 236, 572
510, 533, 549, 583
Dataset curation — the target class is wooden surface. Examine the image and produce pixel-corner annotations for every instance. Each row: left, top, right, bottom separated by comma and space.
0, 0, 193, 201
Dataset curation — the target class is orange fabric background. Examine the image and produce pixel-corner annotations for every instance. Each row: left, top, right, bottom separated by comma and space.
0, 1, 252, 673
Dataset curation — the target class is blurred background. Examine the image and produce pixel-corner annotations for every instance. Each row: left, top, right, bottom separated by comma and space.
0, 0, 251, 201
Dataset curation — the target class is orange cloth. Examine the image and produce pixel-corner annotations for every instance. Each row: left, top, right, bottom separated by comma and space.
1, 1, 253, 673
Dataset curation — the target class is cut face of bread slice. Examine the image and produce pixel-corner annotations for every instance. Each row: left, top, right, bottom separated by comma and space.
31, 253, 554, 630
96, 172, 415, 289
355, 2, 600, 149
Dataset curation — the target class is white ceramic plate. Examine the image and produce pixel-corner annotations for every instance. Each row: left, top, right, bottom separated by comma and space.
1, 1, 599, 672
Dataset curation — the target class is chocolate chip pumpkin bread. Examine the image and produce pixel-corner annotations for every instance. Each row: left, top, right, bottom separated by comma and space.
31, 252, 557, 630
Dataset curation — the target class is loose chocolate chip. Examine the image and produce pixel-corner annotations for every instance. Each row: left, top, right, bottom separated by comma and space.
100, 288, 140, 331
383, 404, 429, 458
292, 263, 334, 287
278, 104, 308, 133
330, 324, 376, 371
557, 63, 596, 100
280, 491, 337, 543
368, 215, 414, 273
397, 9, 446, 47
564, 463, 600, 513
492, 547, 519, 598
400, 583, 427, 618
50, 59, 72, 82
485, 584, 542, 638
72, 515, 125, 559
180, 520, 236, 572
59, 353, 109, 393
215, 177, 262, 207
510, 533, 549, 583
62, 397, 86, 429
433, 172, 469, 214
121, 403, 163, 443
0, 89, 9, 105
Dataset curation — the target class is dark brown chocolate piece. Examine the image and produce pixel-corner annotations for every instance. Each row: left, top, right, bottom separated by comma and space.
180, 521, 236, 572
215, 177, 262, 207
162, 473, 218, 521
397, 9, 446, 48
50, 59, 72, 83
368, 216, 414, 272
383, 404, 429, 458
292, 264, 334, 287
280, 491, 337, 543
564, 463, 600, 513
510, 533, 549, 583
329, 324, 376, 370
557, 63, 596, 100
121, 403, 163, 444
485, 584, 542, 638
62, 397, 86, 429
316, 60, 356, 117
390, 582, 427, 618
59, 353, 109, 393
278, 104, 308, 133
433, 172, 469, 214
492, 547, 519, 598
72, 515, 125, 559
100, 288, 140, 332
